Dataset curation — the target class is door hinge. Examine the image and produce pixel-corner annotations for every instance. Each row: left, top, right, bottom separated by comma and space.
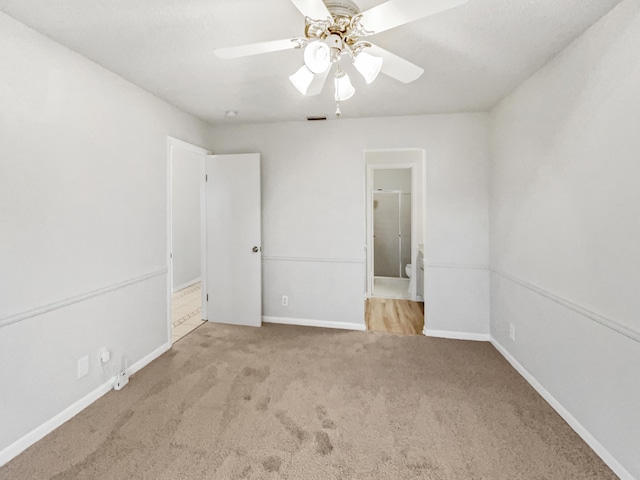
206, 294, 209, 301
170, 252, 173, 259
205, 174, 208, 181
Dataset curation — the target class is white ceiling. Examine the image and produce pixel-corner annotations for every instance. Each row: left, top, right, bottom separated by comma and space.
0, 0, 622, 125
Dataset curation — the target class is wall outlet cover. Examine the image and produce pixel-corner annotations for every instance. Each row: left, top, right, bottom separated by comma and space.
77, 356, 89, 379
113, 370, 129, 390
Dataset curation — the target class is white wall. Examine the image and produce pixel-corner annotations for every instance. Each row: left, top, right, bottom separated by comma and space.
209, 114, 490, 335
0, 13, 210, 460
373, 166, 413, 192
490, 1, 640, 477
171, 145, 203, 291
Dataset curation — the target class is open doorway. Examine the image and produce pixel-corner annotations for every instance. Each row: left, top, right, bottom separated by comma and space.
365, 149, 426, 335
372, 170, 412, 299
167, 137, 209, 344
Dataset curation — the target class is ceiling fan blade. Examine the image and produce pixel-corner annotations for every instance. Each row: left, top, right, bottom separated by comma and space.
289, 0, 331, 20
367, 44, 424, 84
214, 38, 300, 59
360, 0, 468, 34
307, 68, 330, 96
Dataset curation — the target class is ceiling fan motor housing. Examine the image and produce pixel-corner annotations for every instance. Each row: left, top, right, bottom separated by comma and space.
323, 0, 360, 19
306, 0, 369, 53
326, 34, 344, 59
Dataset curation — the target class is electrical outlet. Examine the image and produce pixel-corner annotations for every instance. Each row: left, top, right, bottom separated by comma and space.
509, 323, 516, 341
113, 369, 129, 390
281, 295, 289, 307
113, 357, 130, 390
77, 356, 89, 378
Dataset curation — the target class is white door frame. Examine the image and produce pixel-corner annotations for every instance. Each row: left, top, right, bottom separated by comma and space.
364, 149, 426, 300
166, 136, 211, 344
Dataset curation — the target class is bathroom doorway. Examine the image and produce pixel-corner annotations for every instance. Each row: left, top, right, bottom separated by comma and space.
365, 149, 426, 335
372, 171, 412, 299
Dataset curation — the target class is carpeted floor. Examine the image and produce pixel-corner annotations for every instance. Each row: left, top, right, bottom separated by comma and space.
0, 323, 616, 479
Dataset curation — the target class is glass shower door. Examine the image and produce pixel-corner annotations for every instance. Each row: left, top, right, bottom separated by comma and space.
373, 192, 400, 277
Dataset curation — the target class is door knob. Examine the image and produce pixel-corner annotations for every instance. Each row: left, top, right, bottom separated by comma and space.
252, 246, 260, 253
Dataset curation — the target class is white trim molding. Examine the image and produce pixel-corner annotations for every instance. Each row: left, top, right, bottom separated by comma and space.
0, 268, 168, 329
491, 269, 639, 343
261, 256, 365, 264
426, 263, 489, 271
490, 338, 635, 480
423, 328, 490, 342
0, 341, 171, 468
172, 277, 201, 293
0, 382, 113, 467
263, 316, 366, 331
166, 136, 210, 155
128, 341, 172, 379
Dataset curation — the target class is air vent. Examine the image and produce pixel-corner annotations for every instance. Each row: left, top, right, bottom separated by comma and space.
307, 116, 327, 121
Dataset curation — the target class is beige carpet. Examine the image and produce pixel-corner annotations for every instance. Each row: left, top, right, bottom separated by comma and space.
0, 323, 615, 479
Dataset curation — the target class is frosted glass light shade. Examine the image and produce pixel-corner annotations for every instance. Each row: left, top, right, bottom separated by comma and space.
354, 51, 383, 84
304, 41, 331, 74
289, 65, 329, 96
289, 65, 315, 95
334, 71, 355, 101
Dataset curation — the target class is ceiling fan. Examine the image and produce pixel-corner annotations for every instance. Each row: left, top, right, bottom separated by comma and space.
214, 0, 468, 116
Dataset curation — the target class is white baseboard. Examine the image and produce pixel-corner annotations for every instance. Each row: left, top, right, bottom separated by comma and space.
490, 338, 634, 480
0, 381, 113, 467
0, 341, 171, 468
423, 328, 490, 342
172, 277, 200, 293
128, 341, 171, 377
263, 316, 366, 331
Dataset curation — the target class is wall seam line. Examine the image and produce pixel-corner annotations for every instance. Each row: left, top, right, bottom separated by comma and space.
262, 256, 365, 264
425, 263, 489, 270
0, 268, 168, 329
491, 268, 639, 342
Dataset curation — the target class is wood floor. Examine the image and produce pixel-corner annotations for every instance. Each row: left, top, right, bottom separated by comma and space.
365, 297, 424, 335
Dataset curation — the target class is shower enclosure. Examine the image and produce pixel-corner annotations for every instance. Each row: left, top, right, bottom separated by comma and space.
373, 191, 411, 278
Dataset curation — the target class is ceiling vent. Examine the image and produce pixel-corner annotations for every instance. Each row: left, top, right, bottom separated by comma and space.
307, 115, 327, 121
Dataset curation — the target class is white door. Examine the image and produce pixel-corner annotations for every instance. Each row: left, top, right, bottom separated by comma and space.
205, 153, 261, 327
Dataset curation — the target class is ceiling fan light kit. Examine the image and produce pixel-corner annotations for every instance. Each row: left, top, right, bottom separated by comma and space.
334, 69, 355, 102
353, 51, 383, 84
289, 65, 329, 96
304, 40, 332, 73
214, 0, 469, 117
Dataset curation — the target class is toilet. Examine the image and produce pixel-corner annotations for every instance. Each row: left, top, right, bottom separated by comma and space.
405, 264, 413, 295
